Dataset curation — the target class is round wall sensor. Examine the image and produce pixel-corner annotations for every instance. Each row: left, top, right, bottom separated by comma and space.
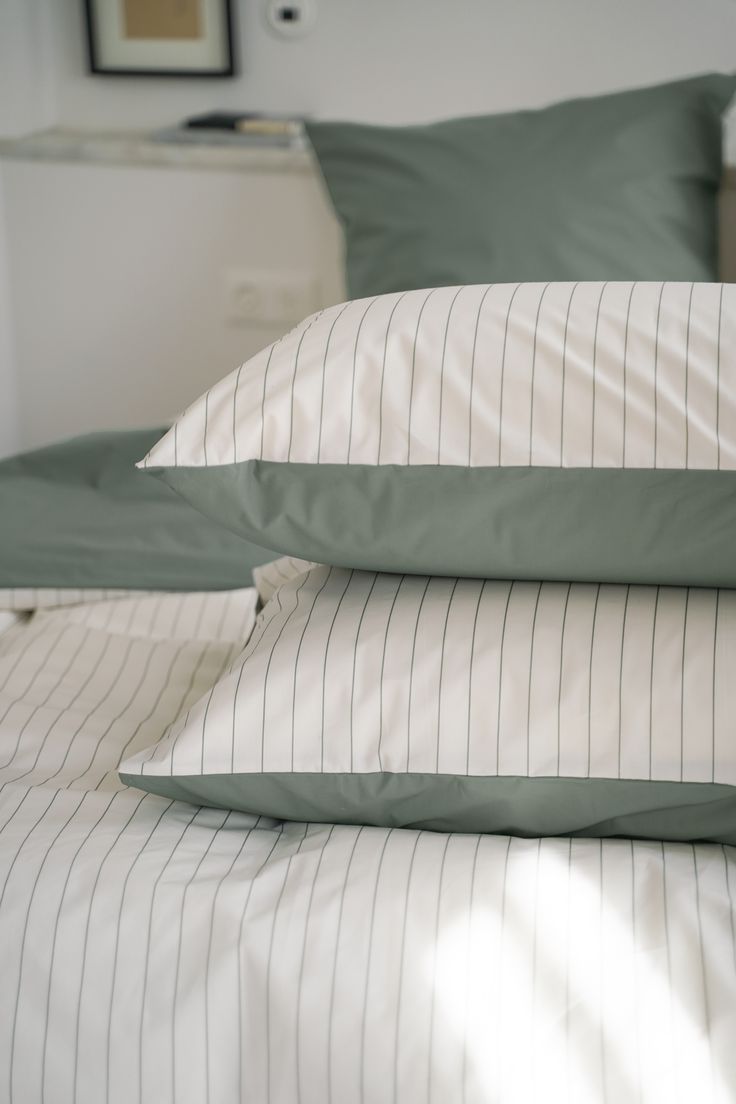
265, 0, 316, 39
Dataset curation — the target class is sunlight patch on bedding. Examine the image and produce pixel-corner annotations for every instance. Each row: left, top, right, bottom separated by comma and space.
427, 841, 720, 1104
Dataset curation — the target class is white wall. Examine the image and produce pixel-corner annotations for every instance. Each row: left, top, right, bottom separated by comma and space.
4, 0, 736, 451
3, 155, 342, 448
0, 0, 55, 457
0, 180, 20, 458
46, 0, 736, 128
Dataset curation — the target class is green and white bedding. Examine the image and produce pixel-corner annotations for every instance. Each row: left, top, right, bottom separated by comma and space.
0, 586, 735, 1103
121, 562, 736, 841
142, 281, 736, 586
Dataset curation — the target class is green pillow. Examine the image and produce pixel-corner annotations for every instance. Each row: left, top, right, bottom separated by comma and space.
0, 429, 278, 592
305, 73, 736, 297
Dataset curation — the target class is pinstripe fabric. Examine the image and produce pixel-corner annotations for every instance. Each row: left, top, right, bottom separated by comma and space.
141, 282, 736, 472
253, 557, 316, 608
124, 565, 736, 788
0, 589, 735, 1102
0, 588, 153, 611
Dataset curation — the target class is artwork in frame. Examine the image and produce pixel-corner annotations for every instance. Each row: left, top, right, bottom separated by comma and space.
84, 0, 236, 77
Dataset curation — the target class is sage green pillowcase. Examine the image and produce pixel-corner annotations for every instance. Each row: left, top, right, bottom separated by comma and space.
0, 429, 278, 591
306, 73, 736, 297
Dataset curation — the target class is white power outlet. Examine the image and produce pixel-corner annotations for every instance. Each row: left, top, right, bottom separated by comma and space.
225, 270, 320, 325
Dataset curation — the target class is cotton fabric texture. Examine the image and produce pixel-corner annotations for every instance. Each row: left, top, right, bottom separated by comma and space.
2, 585, 734, 1102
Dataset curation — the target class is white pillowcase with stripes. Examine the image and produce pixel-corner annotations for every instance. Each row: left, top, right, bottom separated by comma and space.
121, 561, 736, 842
145, 282, 735, 472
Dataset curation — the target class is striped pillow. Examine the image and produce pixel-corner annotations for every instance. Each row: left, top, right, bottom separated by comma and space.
252, 555, 315, 607
120, 563, 736, 842
141, 281, 736, 586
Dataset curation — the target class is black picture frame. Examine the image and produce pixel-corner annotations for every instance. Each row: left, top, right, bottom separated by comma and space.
83, 0, 236, 78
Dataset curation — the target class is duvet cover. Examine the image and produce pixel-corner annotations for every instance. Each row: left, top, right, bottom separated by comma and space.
0, 588, 734, 1104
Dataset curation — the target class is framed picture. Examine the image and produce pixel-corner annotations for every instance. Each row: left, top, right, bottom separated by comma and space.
84, 0, 236, 77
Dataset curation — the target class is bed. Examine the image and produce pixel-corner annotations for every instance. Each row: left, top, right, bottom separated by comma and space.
3, 74, 736, 1104
0, 588, 734, 1104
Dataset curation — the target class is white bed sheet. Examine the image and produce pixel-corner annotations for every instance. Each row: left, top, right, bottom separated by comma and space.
0, 611, 25, 638
0, 589, 734, 1104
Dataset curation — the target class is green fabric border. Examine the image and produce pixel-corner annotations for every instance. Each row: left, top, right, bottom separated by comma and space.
153, 461, 736, 587
119, 770, 736, 843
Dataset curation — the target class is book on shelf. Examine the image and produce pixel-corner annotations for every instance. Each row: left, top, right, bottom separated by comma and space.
150, 111, 307, 150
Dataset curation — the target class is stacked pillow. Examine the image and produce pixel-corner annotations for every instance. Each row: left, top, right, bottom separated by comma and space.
121, 280, 736, 844
138, 281, 736, 585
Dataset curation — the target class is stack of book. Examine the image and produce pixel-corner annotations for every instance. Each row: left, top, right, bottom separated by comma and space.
150, 112, 306, 151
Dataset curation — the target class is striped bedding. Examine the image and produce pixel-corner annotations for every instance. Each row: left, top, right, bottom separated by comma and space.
0, 588, 735, 1104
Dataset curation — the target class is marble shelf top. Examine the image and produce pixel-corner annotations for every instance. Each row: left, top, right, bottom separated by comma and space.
0, 128, 313, 174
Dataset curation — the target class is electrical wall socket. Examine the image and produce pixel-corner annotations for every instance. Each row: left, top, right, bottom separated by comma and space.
265, 0, 316, 38
224, 269, 321, 325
